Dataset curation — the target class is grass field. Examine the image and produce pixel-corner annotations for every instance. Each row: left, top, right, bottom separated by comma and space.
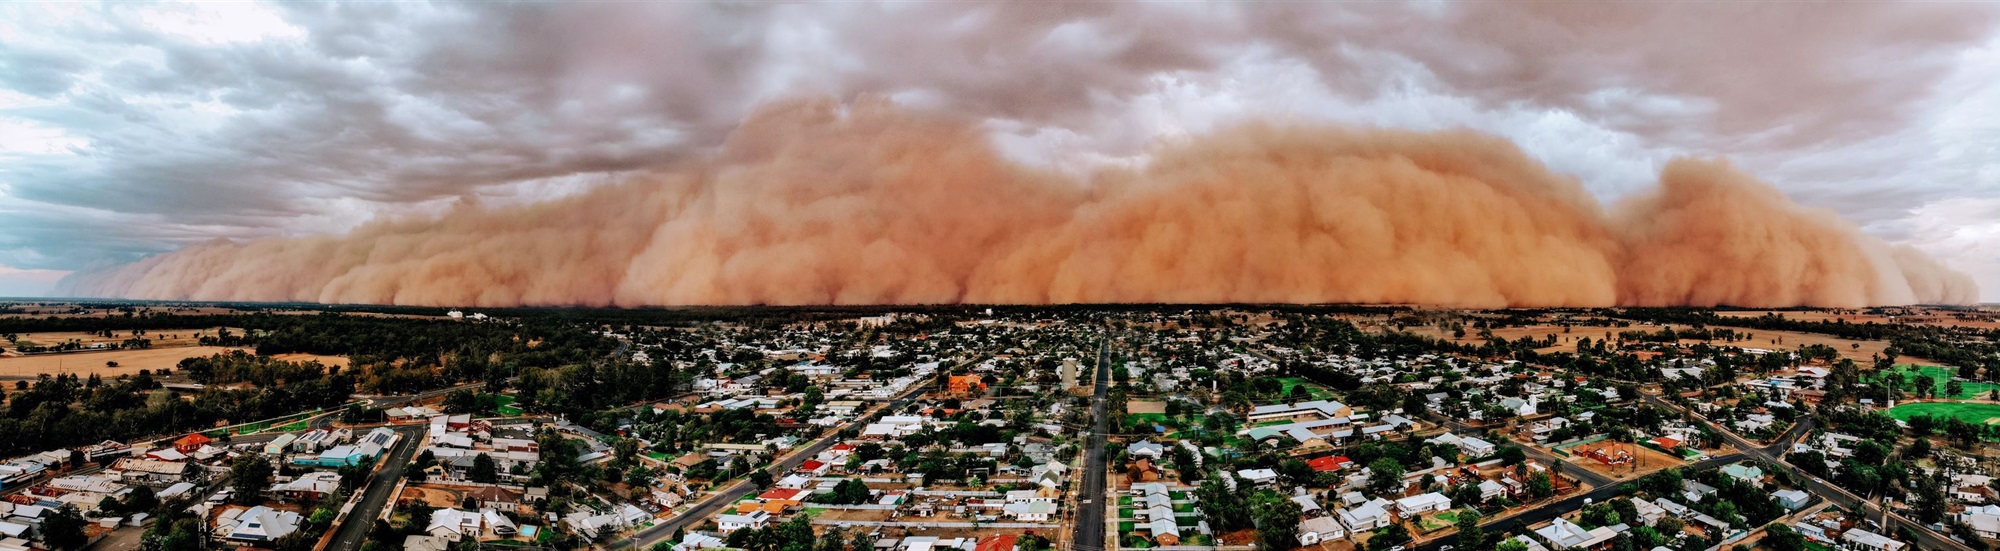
1886, 402, 2000, 424
1275, 377, 1335, 400
1869, 365, 2000, 400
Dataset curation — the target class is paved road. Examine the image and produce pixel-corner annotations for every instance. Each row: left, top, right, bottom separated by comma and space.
1070, 338, 1112, 551
611, 366, 951, 549
1639, 393, 1973, 551
1425, 412, 1616, 489
325, 425, 424, 551
1409, 395, 1817, 551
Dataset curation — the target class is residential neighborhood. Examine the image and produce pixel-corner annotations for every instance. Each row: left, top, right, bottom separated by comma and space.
1, 304, 1999, 551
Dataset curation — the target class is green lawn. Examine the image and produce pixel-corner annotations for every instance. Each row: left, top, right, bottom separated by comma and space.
1275, 377, 1335, 400
1869, 364, 2000, 399
1118, 521, 1136, 532
1118, 496, 1133, 506
1126, 413, 1169, 425
1415, 510, 1462, 533
1886, 402, 2000, 424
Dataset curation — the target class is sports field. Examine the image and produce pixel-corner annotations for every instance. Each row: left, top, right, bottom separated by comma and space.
1869, 365, 2000, 400
1885, 402, 2000, 424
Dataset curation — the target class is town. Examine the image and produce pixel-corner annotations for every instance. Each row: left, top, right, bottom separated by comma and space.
0, 302, 1998, 551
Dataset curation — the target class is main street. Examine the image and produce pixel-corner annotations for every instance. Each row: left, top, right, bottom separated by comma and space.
1069, 338, 1113, 551
326, 425, 425, 551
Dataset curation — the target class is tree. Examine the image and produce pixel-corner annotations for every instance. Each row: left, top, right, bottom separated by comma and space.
124, 485, 159, 514
1948, 380, 1966, 399
1763, 524, 1807, 551
1367, 458, 1406, 494
1655, 517, 1684, 535
1249, 491, 1302, 551
1455, 508, 1486, 550
1368, 524, 1412, 551
749, 468, 773, 489
230, 455, 274, 505
1528, 471, 1555, 499
1496, 537, 1530, 551
1497, 445, 1527, 466
40, 505, 88, 551
469, 453, 500, 483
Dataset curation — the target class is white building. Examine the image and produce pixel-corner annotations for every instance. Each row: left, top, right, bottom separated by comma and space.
1297, 516, 1347, 545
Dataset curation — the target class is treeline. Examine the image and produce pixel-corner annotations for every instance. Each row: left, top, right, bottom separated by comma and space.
0, 370, 352, 456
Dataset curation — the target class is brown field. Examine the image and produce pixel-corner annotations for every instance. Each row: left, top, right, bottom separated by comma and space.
397, 484, 467, 508
1392, 319, 1940, 366
1562, 440, 1684, 479
1398, 323, 1582, 353
0, 346, 350, 380
2, 328, 228, 355
1718, 307, 2000, 330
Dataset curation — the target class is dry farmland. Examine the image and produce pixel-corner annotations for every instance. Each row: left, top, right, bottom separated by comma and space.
0, 346, 349, 381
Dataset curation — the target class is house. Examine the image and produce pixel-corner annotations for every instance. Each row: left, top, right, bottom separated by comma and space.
469, 486, 521, 510
1236, 469, 1278, 487
1773, 489, 1809, 511
483, 510, 518, 537
1961, 506, 2000, 539
222, 506, 302, 543
1003, 501, 1056, 522
1628, 497, 1665, 526
1128, 459, 1163, 482
1126, 440, 1166, 459
1297, 516, 1346, 545
1459, 437, 1497, 458
717, 510, 770, 534
1840, 528, 1906, 551
1535, 518, 1625, 550
975, 535, 1017, 551
1307, 456, 1353, 472
948, 375, 988, 395
404, 535, 452, 551
173, 433, 212, 453
1145, 517, 1181, 545
1478, 480, 1509, 500
272, 472, 342, 499
1291, 494, 1321, 514
675, 532, 727, 551
1720, 464, 1763, 487
1394, 492, 1452, 514
1339, 500, 1391, 530
424, 509, 481, 541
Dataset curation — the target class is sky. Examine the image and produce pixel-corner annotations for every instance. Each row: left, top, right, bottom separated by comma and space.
1, 2, 1996, 301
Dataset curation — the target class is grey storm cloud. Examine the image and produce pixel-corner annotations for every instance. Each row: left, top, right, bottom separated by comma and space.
0, 1, 1996, 299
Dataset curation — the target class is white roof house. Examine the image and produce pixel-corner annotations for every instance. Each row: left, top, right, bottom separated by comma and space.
1297, 516, 1347, 545
1394, 492, 1452, 514
1841, 528, 1906, 551
1339, 500, 1391, 530
1535, 518, 1625, 550
223, 506, 303, 542
425, 509, 481, 541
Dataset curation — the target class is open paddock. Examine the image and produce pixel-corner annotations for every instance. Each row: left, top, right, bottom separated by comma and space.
0, 346, 349, 380
2, 328, 226, 354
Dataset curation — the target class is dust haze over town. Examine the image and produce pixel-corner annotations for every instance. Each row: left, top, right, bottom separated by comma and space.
1, 4, 1999, 551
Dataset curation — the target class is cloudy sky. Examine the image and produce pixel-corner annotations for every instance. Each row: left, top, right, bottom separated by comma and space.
1, 1, 1996, 300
